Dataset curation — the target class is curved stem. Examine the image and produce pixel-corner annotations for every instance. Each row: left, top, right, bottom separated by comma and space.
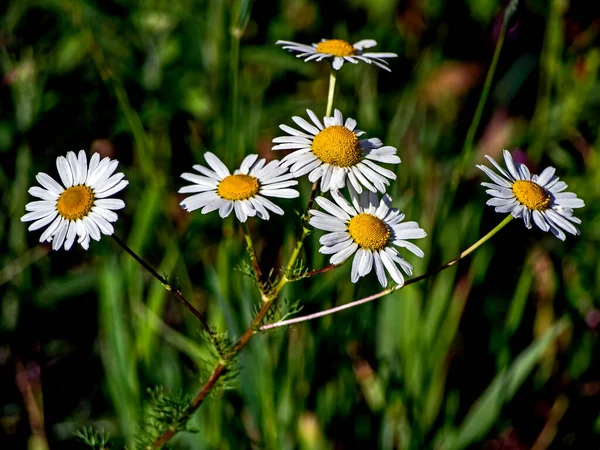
242, 222, 262, 285
153, 66, 338, 449
111, 234, 214, 338
286, 263, 340, 282
259, 214, 514, 331
456, 17, 508, 182
325, 69, 337, 117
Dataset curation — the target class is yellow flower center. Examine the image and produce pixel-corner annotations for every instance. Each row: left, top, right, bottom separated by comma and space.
316, 39, 356, 57
512, 180, 551, 211
217, 174, 260, 200
312, 125, 362, 167
56, 185, 95, 221
348, 213, 390, 251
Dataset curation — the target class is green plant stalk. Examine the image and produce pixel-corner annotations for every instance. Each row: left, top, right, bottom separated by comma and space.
457, 19, 507, 180
151, 62, 338, 449
150, 160, 319, 449
151, 210, 513, 447
260, 214, 515, 330
111, 235, 217, 344
325, 69, 337, 117
242, 222, 262, 285
150, 229, 306, 448
229, 26, 242, 164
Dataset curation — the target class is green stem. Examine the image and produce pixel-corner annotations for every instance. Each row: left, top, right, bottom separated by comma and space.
151, 177, 321, 449
229, 28, 241, 165
260, 214, 515, 330
111, 235, 215, 339
325, 69, 337, 117
459, 19, 507, 174
242, 222, 262, 285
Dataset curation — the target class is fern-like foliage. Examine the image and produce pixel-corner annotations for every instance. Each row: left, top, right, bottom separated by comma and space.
133, 387, 196, 449
164, 272, 182, 293
74, 426, 111, 449
234, 261, 262, 288
252, 293, 304, 331
282, 258, 309, 282
197, 328, 240, 393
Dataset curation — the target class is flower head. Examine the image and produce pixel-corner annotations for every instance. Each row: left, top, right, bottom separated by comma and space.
21, 150, 128, 250
477, 149, 584, 240
272, 109, 400, 194
179, 152, 299, 223
309, 188, 426, 287
276, 38, 397, 72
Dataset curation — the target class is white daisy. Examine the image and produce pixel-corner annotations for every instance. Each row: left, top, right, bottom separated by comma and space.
272, 109, 400, 194
309, 188, 426, 287
477, 149, 585, 240
179, 152, 299, 223
276, 38, 397, 72
21, 150, 128, 251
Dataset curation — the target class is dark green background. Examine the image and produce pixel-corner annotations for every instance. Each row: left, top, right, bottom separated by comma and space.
1, 0, 599, 448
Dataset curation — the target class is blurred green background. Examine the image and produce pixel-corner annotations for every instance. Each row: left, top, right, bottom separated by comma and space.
1, 0, 599, 448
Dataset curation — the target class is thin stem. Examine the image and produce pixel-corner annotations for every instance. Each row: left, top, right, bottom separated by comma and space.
456, 18, 507, 180
111, 235, 214, 337
229, 26, 241, 165
286, 264, 340, 282
151, 178, 321, 449
325, 69, 337, 117
242, 222, 262, 284
259, 215, 514, 331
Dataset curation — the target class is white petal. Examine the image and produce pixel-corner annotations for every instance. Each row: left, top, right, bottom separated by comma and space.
292, 116, 321, 136
56, 156, 74, 188
89, 211, 114, 235
95, 199, 125, 210
95, 180, 129, 199
204, 152, 230, 178
502, 150, 520, 180
315, 196, 351, 221
83, 216, 101, 241
52, 220, 69, 250
28, 210, 58, 231
40, 216, 63, 242
380, 250, 404, 286
218, 201, 234, 218
240, 154, 259, 174
329, 242, 358, 265
28, 186, 59, 200
373, 252, 387, 287
36, 173, 64, 194
67, 152, 82, 185
21, 209, 55, 222
64, 221, 78, 251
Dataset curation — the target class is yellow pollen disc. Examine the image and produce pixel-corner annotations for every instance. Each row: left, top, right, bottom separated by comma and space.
348, 213, 390, 251
312, 125, 362, 167
217, 174, 260, 201
56, 185, 95, 221
512, 180, 551, 211
316, 39, 356, 57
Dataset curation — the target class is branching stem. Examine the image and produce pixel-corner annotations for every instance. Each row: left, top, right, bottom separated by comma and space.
111, 235, 217, 344
259, 215, 514, 330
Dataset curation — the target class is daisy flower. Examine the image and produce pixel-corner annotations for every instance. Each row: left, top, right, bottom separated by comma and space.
272, 109, 400, 193
309, 188, 426, 287
477, 149, 585, 240
276, 38, 397, 72
21, 150, 128, 251
179, 152, 299, 223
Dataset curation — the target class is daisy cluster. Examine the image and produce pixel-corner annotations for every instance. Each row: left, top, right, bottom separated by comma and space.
21, 37, 584, 289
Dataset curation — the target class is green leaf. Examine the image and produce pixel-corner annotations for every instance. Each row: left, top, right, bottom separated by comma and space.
442, 318, 569, 450
98, 258, 140, 447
